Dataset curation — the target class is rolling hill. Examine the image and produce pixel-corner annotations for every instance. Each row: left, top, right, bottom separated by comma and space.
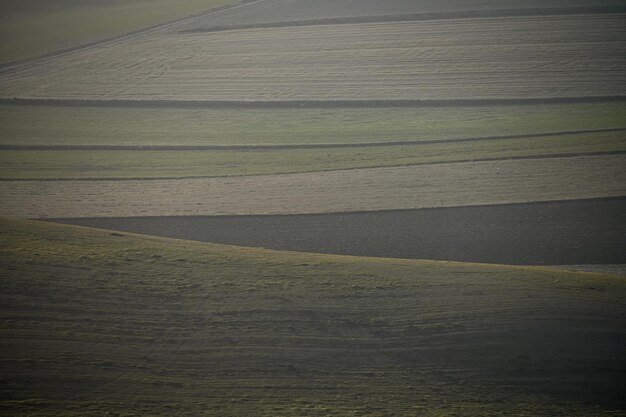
1, 1, 625, 414
1, 218, 625, 416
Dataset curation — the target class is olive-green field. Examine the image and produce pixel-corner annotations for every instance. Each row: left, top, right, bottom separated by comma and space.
1, 102, 625, 147
2, 0, 625, 415
1, 102, 624, 179
0, 0, 237, 64
1, 131, 624, 180
1, 219, 625, 416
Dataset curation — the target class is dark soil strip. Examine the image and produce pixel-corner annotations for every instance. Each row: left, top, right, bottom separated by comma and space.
3, 96, 626, 110
2, 128, 624, 151
50, 197, 626, 266
182, 7, 626, 34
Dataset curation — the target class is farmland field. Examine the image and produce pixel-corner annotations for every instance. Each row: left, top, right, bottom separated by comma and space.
1, 131, 623, 180
1, 218, 625, 416
1, 154, 624, 218
175, 0, 626, 31
2, 102, 626, 147
2, 0, 625, 414
0, 0, 238, 65
2, 15, 625, 101
53, 197, 626, 265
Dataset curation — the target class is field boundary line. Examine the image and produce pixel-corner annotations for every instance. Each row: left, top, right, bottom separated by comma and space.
3, 97, 626, 109
44, 195, 626, 228
181, 7, 626, 34
1, 128, 625, 151
0, 0, 269, 78
2, 150, 624, 182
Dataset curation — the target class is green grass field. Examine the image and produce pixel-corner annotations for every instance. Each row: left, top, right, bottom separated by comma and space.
1, 130, 624, 179
1, 218, 625, 416
0, 0, 237, 64
2, 102, 625, 146
1, 102, 624, 179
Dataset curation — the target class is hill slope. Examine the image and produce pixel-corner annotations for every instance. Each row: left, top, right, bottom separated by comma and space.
0, 0, 237, 65
1, 218, 625, 416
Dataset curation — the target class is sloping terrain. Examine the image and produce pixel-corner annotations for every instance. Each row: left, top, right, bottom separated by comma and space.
1, 218, 625, 416
174, 0, 626, 31
1, 2, 625, 413
1, 102, 624, 182
53, 198, 626, 265
0, 0, 238, 65
1, 0, 624, 223
0, 0, 623, 270
3, 15, 625, 101
3, 102, 624, 147
1, 154, 624, 218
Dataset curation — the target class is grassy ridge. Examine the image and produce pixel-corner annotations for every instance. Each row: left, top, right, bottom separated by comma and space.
0, 0, 237, 64
1, 218, 625, 416
1, 131, 624, 179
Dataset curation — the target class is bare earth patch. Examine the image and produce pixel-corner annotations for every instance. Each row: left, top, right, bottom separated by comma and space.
1, 154, 624, 218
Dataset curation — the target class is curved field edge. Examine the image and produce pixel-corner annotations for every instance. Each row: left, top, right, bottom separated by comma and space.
1, 218, 625, 416
51, 197, 626, 266
0, 137, 623, 180
173, 0, 626, 33
179, 5, 626, 33
0, 0, 239, 65
3, 15, 625, 102
1, 154, 624, 218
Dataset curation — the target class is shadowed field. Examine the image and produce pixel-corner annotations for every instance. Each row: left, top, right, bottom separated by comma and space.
1, 218, 625, 416
52, 198, 626, 265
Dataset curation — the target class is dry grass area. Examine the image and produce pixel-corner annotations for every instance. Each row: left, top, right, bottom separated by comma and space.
2, 14, 625, 101
1, 154, 624, 218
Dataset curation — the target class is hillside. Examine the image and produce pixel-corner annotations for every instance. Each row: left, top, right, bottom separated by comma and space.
1, 218, 625, 416
0, 0, 237, 65
3, 14, 625, 101
1, 0, 624, 229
